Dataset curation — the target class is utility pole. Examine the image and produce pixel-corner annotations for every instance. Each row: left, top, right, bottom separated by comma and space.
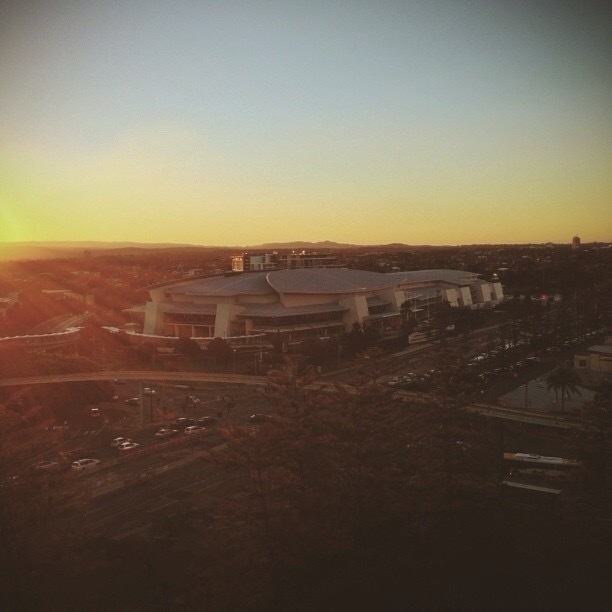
139, 381, 144, 430
495, 418, 505, 483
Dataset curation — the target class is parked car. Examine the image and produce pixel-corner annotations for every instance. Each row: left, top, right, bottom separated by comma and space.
184, 425, 205, 435
125, 397, 140, 405
71, 458, 101, 472
143, 387, 157, 395
155, 428, 178, 438
90, 407, 101, 418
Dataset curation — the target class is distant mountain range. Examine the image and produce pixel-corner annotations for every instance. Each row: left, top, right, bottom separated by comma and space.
2, 239, 595, 262
0, 240, 415, 261
255, 240, 411, 249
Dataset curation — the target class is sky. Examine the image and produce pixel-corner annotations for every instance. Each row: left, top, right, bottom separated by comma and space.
1, 0, 611, 246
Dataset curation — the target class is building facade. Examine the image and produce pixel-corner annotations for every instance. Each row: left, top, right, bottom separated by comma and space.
126, 268, 503, 348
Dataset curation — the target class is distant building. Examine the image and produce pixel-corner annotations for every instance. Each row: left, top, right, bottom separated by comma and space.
231, 251, 339, 272
572, 236, 581, 250
231, 253, 278, 272
575, 337, 612, 378
41, 289, 95, 305
184, 268, 204, 277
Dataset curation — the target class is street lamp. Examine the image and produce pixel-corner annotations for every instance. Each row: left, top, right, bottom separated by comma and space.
232, 349, 237, 375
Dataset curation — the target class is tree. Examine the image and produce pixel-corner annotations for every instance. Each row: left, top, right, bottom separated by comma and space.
206, 337, 233, 364
399, 299, 413, 324
546, 366, 582, 411
299, 337, 336, 368
210, 372, 500, 610
175, 337, 202, 362
344, 322, 367, 356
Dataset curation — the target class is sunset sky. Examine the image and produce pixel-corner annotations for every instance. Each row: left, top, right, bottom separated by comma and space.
1, 1, 610, 246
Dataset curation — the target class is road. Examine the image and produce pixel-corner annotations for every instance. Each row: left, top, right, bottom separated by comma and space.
464, 402, 600, 432
71, 439, 241, 538
18, 434, 249, 559
0, 370, 269, 387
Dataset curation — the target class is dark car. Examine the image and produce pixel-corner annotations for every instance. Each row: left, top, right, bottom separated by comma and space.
71, 458, 101, 472
171, 417, 196, 428
33, 460, 60, 472
198, 416, 217, 427
155, 428, 178, 438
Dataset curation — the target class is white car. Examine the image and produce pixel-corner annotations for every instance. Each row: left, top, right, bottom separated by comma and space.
110, 437, 132, 448
184, 425, 205, 435
143, 387, 157, 395
71, 458, 101, 472
117, 441, 140, 452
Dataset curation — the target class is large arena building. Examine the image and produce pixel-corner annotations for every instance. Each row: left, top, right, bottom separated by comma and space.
126, 268, 503, 348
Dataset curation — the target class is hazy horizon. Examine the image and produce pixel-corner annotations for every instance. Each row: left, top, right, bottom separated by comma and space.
2, 1, 611, 246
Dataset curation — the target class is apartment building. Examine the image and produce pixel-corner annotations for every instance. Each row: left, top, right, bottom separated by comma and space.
231, 251, 339, 272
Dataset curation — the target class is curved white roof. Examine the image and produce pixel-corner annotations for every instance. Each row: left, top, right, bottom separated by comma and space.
161, 268, 481, 298
267, 268, 399, 294
167, 272, 271, 297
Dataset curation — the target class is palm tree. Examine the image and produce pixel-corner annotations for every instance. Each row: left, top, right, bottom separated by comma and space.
546, 366, 582, 411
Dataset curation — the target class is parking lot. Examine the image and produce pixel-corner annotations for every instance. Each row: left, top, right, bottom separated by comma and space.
500, 375, 595, 413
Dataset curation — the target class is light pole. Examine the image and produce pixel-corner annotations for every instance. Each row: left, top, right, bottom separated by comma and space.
232, 349, 237, 375
139, 382, 144, 430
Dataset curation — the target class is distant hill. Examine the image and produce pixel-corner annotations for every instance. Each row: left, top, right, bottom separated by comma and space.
251, 241, 412, 250
0, 241, 206, 262
5, 239, 587, 262
254, 240, 357, 249
0, 244, 78, 262
0, 240, 418, 262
